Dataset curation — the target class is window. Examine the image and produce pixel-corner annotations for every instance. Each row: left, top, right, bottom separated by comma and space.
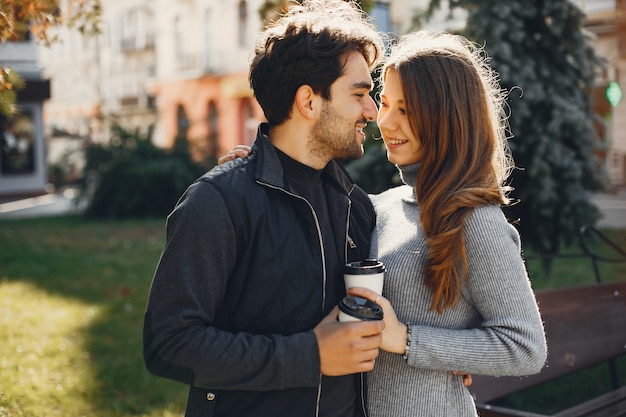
177, 105, 190, 138
174, 16, 184, 59
203, 8, 215, 71
207, 101, 219, 157
240, 99, 256, 145
0, 110, 36, 175
238, 0, 248, 48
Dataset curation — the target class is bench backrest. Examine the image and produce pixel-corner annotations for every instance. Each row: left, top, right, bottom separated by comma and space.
470, 281, 626, 403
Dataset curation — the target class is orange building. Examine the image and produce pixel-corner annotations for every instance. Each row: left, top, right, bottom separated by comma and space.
154, 72, 264, 162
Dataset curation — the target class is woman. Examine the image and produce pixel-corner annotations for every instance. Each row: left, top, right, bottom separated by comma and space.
220, 29, 547, 417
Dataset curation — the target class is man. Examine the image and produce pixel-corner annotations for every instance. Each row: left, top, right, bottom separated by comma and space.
142, 1, 386, 416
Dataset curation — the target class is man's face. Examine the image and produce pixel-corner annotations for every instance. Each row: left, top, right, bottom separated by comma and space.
308, 51, 378, 162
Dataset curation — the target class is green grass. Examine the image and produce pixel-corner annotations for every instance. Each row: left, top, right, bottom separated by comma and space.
524, 227, 626, 289
0, 216, 624, 416
0, 216, 186, 417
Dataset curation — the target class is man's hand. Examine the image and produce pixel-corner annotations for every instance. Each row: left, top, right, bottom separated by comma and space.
452, 371, 473, 387
313, 307, 384, 376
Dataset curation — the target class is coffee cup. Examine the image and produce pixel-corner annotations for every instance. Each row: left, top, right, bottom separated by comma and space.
344, 259, 385, 295
338, 296, 383, 322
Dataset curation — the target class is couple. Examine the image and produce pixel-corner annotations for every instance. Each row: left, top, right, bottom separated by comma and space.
143, 0, 547, 416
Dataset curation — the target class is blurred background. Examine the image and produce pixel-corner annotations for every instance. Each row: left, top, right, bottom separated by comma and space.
0, 1, 625, 416
0, 0, 624, 250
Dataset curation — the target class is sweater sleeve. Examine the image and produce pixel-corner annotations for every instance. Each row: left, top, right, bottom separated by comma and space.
407, 206, 547, 377
143, 180, 321, 391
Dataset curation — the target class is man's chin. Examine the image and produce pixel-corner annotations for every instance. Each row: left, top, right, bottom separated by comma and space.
336, 147, 364, 163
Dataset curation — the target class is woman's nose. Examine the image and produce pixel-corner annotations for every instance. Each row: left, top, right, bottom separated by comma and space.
377, 110, 394, 131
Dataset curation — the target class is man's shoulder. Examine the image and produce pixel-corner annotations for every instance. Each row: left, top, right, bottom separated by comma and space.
198, 152, 257, 188
350, 184, 373, 204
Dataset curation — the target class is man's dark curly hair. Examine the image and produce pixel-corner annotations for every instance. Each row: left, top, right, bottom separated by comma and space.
250, 0, 384, 126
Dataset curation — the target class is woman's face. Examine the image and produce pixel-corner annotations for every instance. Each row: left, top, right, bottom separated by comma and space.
377, 69, 422, 166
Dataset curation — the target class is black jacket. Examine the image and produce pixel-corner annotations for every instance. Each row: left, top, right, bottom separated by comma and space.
143, 124, 376, 417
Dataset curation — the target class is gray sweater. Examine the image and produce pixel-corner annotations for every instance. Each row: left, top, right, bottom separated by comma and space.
367, 164, 547, 417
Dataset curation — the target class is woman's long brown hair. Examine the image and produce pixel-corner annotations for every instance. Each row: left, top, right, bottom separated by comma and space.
382, 31, 513, 313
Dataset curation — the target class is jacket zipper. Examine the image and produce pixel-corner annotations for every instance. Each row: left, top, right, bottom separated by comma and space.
257, 181, 367, 417
257, 180, 327, 417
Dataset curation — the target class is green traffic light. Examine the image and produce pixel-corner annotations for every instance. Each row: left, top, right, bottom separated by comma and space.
606, 81, 622, 107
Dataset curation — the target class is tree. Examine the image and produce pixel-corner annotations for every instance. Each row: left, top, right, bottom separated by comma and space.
358, 0, 607, 253
449, 0, 606, 253
258, 0, 375, 24
78, 125, 207, 219
0, 0, 101, 115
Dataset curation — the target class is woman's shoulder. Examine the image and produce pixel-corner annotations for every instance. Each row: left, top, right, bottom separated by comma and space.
466, 204, 521, 245
370, 185, 414, 207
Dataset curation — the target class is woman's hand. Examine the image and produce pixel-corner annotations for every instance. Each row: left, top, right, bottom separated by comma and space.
347, 287, 407, 354
347, 287, 473, 387
217, 145, 252, 165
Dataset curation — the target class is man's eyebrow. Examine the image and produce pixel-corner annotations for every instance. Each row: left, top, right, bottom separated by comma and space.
351, 81, 373, 91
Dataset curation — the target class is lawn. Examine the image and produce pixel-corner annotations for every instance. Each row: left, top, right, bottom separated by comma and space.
0, 216, 624, 416
0, 216, 186, 417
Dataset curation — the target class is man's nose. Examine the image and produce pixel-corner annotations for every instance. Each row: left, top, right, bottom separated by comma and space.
364, 95, 378, 122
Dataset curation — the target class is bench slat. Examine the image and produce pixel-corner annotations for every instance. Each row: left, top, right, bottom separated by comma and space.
553, 385, 626, 417
476, 385, 626, 417
471, 281, 626, 403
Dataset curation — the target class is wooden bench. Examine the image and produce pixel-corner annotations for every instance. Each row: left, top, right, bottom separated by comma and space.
470, 281, 626, 417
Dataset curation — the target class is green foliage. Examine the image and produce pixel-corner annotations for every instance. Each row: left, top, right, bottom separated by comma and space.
78, 125, 206, 219
258, 0, 374, 25
413, 0, 607, 253
0, 67, 24, 116
0, 0, 101, 45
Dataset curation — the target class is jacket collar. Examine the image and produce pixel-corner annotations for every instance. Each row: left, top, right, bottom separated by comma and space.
253, 123, 356, 195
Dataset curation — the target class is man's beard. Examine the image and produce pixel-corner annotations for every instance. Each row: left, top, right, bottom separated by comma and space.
309, 101, 365, 163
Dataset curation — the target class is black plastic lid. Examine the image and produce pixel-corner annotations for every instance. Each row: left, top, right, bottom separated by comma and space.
338, 296, 383, 321
344, 259, 386, 275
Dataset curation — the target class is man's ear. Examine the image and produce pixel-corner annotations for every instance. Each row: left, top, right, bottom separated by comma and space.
294, 85, 320, 120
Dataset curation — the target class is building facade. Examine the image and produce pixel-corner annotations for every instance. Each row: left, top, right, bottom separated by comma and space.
37, 0, 460, 170
36, 0, 625, 188
149, 0, 265, 161
0, 34, 50, 197
578, 0, 626, 187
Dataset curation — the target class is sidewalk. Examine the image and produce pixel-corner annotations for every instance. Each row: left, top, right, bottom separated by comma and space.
0, 186, 625, 228
0, 187, 85, 219
593, 188, 626, 229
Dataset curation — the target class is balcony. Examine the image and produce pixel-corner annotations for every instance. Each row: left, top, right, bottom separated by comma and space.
177, 54, 201, 71
579, 0, 617, 13
120, 33, 156, 53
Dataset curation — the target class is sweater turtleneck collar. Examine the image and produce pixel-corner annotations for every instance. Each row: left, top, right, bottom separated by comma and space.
397, 162, 420, 202
398, 162, 420, 187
